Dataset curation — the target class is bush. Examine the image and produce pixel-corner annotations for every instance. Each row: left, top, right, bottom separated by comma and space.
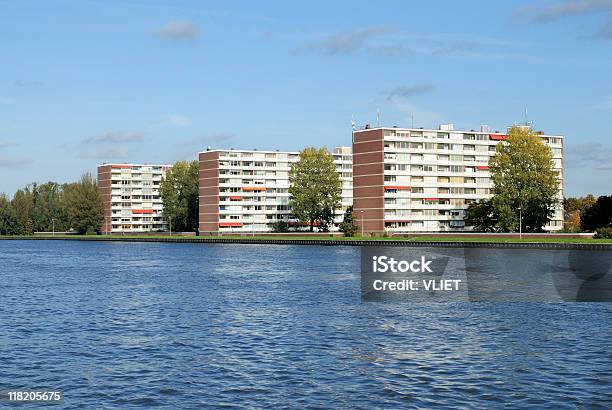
339, 206, 359, 237
593, 227, 612, 239
271, 220, 289, 233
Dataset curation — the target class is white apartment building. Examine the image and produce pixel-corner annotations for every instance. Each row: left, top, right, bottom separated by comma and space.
199, 147, 353, 234
352, 124, 564, 233
98, 163, 171, 233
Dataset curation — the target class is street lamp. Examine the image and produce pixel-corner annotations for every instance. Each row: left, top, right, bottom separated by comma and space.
359, 210, 364, 237
52, 218, 55, 237
518, 207, 522, 239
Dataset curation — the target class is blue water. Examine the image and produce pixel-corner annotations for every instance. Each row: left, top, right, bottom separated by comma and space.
0, 241, 610, 409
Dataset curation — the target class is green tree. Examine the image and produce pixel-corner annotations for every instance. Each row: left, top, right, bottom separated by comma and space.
289, 147, 341, 231
0, 194, 23, 235
582, 195, 612, 231
489, 126, 559, 232
159, 160, 199, 232
34, 182, 69, 232
62, 173, 104, 234
465, 199, 498, 232
270, 219, 289, 233
11, 188, 34, 234
11, 182, 69, 233
562, 195, 598, 232
339, 206, 359, 237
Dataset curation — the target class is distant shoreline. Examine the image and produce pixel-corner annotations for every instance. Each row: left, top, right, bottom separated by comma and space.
1, 235, 611, 251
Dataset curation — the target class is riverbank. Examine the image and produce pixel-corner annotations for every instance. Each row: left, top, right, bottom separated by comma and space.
1, 234, 611, 250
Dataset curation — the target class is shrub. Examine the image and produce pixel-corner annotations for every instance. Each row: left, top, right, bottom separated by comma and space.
271, 220, 289, 233
339, 206, 359, 237
593, 227, 612, 239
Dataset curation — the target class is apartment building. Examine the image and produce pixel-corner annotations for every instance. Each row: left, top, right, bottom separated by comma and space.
199, 147, 353, 234
98, 163, 171, 233
352, 124, 564, 234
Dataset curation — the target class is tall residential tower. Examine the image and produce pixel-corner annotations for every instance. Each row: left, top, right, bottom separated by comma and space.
352, 125, 564, 234
198, 147, 353, 234
98, 163, 171, 233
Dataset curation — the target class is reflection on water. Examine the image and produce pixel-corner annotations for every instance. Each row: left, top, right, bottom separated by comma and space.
0, 241, 610, 408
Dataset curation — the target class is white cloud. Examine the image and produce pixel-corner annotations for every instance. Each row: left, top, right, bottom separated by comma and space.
307, 26, 397, 55
566, 141, 612, 170
303, 27, 530, 60
83, 131, 144, 144
154, 21, 200, 40
387, 84, 435, 101
514, 0, 612, 40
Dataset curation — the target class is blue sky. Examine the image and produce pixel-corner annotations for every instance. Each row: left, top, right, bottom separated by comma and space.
1, 0, 611, 196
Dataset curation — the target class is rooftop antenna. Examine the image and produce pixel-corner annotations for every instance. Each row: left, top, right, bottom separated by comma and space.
410, 112, 414, 128
524, 107, 533, 127
376, 109, 380, 127
351, 114, 356, 131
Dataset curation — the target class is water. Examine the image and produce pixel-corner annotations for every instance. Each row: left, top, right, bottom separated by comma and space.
0, 240, 610, 409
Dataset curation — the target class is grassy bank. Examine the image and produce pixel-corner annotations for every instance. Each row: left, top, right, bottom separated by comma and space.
2, 234, 611, 244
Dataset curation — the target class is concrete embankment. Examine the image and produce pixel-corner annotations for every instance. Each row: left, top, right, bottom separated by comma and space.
1, 235, 611, 251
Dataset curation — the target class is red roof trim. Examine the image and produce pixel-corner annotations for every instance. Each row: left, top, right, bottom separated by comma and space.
489, 134, 508, 141
384, 185, 412, 190
219, 222, 243, 227
133, 209, 154, 214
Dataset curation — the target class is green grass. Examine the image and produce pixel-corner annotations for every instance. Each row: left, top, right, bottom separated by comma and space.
2, 234, 611, 244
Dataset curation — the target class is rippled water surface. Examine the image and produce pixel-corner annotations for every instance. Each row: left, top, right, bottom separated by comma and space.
0, 240, 610, 408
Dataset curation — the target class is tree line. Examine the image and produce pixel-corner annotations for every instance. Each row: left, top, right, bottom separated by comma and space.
0, 173, 104, 235
563, 195, 612, 233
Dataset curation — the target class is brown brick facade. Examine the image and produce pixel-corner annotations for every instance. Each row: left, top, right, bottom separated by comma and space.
97, 165, 112, 233
352, 129, 385, 234
198, 151, 220, 234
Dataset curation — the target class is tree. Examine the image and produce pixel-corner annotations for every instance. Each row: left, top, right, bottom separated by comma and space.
562, 195, 598, 232
339, 206, 359, 237
159, 160, 199, 232
465, 199, 498, 232
11, 188, 34, 234
489, 126, 559, 232
11, 182, 70, 233
563, 211, 581, 233
0, 194, 23, 235
289, 147, 341, 231
33, 182, 69, 232
581, 195, 612, 231
62, 173, 104, 234
270, 219, 289, 233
